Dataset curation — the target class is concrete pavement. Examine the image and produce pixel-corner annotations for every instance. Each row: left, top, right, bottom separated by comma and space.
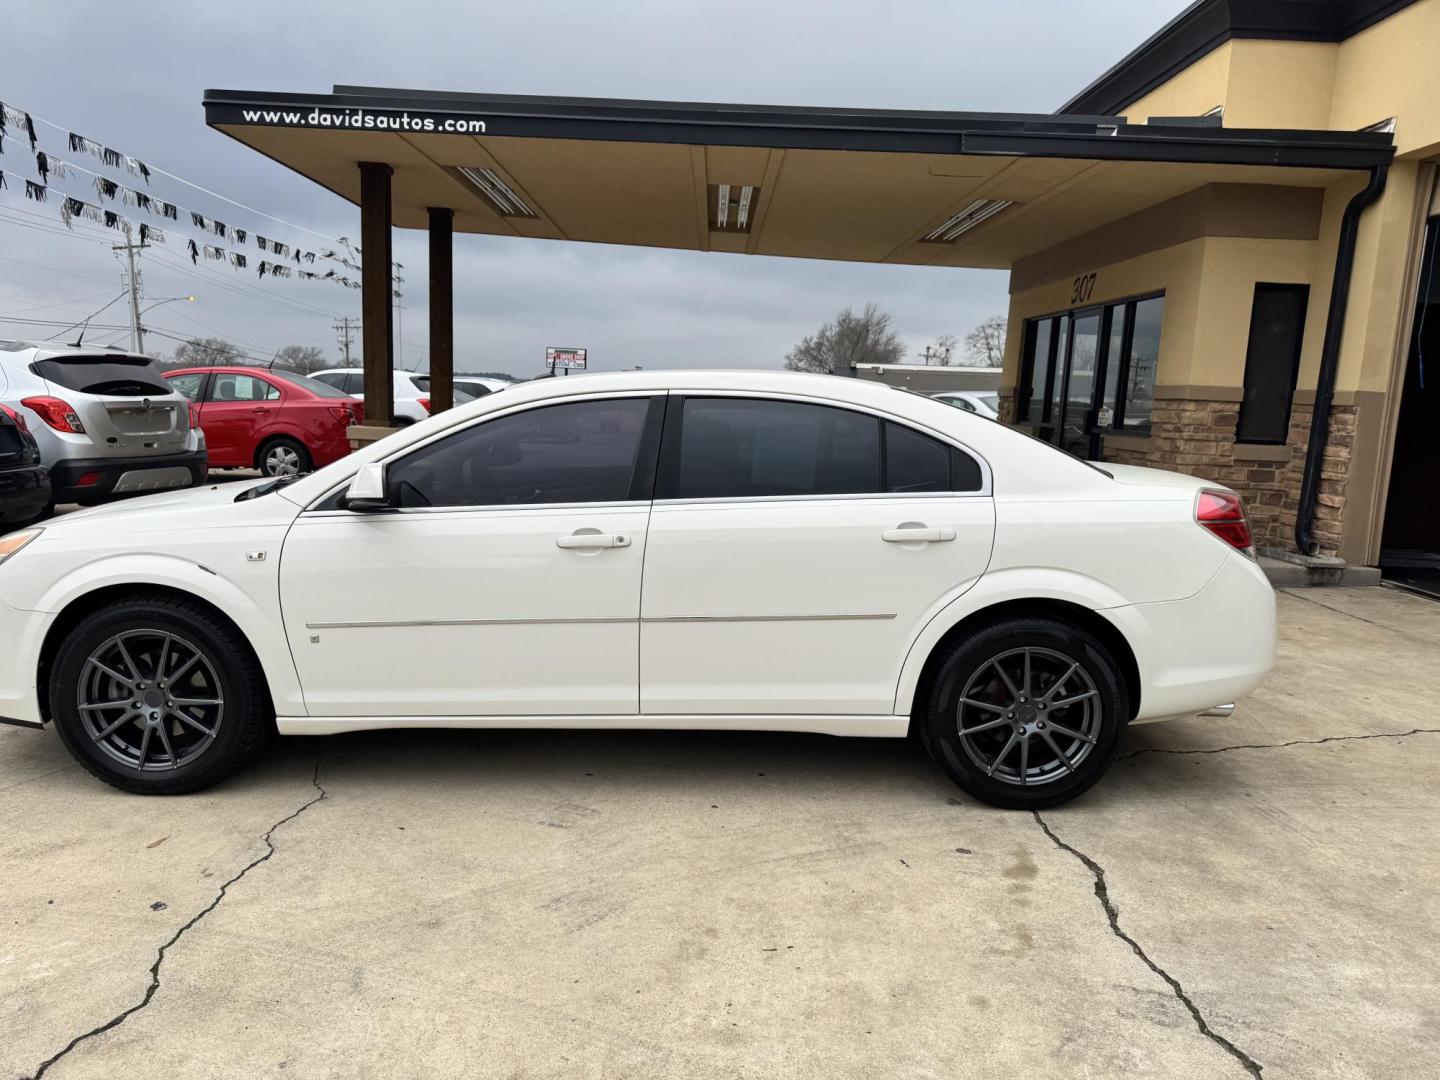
3, 586, 1438, 1079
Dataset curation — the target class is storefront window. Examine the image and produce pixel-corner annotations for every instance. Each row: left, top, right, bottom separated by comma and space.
1022, 319, 1053, 423
1123, 296, 1163, 431
1015, 291, 1165, 450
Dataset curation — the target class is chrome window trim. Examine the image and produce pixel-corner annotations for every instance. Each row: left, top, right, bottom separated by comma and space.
301, 499, 652, 520
652, 490, 987, 508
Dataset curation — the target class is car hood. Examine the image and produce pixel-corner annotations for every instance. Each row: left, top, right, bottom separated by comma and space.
48, 477, 283, 528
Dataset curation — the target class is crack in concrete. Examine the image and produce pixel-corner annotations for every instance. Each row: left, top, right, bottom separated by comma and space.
24, 755, 327, 1080
1277, 588, 1403, 632
1032, 811, 1264, 1079
1120, 727, 1440, 762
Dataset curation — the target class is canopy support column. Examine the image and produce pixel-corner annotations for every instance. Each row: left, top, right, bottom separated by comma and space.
428, 206, 455, 413
360, 160, 394, 427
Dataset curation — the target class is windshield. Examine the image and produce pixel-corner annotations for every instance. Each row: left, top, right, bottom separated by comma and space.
271, 370, 354, 398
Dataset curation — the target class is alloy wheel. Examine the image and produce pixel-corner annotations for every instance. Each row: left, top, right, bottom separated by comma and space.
955, 646, 1101, 787
76, 630, 225, 771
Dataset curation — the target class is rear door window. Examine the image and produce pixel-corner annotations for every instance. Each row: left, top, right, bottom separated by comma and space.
32, 354, 170, 397
666, 398, 881, 499
208, 373, 280, 403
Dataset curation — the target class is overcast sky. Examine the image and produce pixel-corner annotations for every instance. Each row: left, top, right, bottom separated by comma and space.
1, 0, 1189, 376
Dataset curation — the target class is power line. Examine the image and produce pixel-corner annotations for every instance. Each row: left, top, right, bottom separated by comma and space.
0, 253, 117, 285
44, 292, 129, 341
0, 289, 116, 317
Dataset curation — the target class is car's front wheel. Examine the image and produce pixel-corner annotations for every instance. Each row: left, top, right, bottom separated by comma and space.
919, 618, 1128, 809
49, 594, 274, 794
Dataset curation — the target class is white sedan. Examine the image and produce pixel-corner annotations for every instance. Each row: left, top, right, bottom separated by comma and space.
0, 371, 1274, 808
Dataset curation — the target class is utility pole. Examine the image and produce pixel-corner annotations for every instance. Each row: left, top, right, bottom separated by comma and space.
333, 317, 359, 364
113, 220, 148, 354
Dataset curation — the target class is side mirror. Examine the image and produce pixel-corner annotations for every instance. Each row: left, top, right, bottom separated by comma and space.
341, 462, 392, 511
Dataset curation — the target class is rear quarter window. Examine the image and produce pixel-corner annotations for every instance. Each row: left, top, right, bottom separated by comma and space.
32, 354, 170, 396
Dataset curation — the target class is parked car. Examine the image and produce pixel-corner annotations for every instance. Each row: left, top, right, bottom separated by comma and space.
933, 390, 1000, 419
164, 367, 363, 477
0, 341, 205, 505
410, 374, 512, 400
0, 371, 1275, 807
311, 368, 476, 425
0, 403, 51, 528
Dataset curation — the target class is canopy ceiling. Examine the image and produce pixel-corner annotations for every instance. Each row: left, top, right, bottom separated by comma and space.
205, 87, 1394, 270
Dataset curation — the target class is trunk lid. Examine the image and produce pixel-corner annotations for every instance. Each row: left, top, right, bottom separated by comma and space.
32, 352, 190, 457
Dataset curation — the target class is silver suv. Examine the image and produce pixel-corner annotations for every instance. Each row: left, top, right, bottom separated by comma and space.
0, 341, 206, 507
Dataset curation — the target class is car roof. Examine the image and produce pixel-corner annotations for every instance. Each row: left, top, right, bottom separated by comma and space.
0, 340, 159, 364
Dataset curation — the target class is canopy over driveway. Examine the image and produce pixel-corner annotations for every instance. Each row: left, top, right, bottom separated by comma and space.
203, 86, 1393, 420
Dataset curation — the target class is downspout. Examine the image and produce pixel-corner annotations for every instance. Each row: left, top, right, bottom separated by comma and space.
1294, 164, 1389, 556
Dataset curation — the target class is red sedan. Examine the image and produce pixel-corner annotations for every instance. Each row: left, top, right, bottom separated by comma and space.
164, 367, 363, 476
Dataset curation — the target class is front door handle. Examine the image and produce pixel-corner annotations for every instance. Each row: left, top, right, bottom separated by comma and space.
556, 531, 631, 550
881, 525, 956, 543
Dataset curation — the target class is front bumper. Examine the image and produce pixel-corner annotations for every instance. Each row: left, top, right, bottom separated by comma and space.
0, 593, 54, 728
0, 465, 50, 526
48, 450, 206, 503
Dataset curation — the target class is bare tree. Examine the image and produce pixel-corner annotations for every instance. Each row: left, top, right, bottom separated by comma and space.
171, 337, 242, 367
919, 333, 958, 366
785, 302, 906, 374
961, 315, 1008, 368
272, 345, 328, 374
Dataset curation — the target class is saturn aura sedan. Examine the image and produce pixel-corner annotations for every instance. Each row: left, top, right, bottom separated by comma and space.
0, 370, 1275, 808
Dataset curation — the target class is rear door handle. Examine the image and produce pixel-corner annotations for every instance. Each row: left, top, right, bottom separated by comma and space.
556, 532, 632, 550
881, 525, 956, 543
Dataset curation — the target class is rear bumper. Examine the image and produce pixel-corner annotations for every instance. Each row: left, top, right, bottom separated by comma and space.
1103, 551, 1277, 722
49, 450, 206, 503
0, 465, 51, 525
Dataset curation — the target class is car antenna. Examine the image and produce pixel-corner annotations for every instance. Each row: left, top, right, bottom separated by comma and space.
69, 318, 90, 348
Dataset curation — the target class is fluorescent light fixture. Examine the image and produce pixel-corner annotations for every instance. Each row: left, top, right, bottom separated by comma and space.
921, 199, 1013, 243
736, 185, 753, 229
457, 167, 536, 218
709, 184, 758, 233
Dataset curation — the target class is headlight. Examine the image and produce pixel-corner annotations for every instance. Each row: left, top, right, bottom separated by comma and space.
0, 528, 41, 564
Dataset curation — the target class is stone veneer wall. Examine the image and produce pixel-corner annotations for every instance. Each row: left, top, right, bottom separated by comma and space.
994, 391, 1356, 556
1099, 400, 1357, 556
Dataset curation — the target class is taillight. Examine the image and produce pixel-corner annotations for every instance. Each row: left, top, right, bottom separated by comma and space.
188, 402, 202, 430
1196, 489, 1253, 555
21, 396, 85, 434
0, 403, 29, 434
417, 397, 431, 414
328, 406, 354, 423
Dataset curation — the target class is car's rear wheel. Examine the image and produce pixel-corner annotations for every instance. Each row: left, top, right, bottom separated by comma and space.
258, 436, 311, 477
49, 595, 274, 794
919, 618, 1128, 809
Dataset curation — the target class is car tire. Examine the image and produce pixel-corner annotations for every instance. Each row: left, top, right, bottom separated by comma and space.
919, 618, 1128, 810
49, 594, 275, 795
257, 436, 311, 477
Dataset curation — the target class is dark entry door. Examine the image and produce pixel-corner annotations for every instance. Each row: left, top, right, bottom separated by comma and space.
1058, 309, 1102, 458
1380, 215, 1440, 592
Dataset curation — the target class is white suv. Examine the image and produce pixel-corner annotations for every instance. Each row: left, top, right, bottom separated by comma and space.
312, 368, 477, 425
0, 341, 206, 508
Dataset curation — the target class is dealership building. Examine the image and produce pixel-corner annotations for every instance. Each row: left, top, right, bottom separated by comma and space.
206, 0, 1439, 583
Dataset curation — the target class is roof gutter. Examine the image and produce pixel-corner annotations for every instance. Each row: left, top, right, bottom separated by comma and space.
1294, 163, 1389, 556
